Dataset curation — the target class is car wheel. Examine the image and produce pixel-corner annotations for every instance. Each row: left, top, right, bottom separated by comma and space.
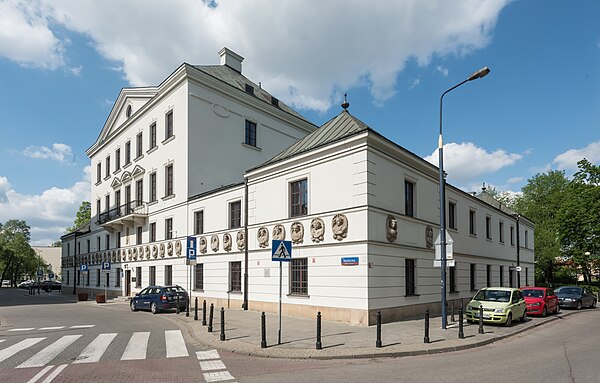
576, 301, 582, 310
591, 299, 597, 309
504, 313, 513, 327
151, 302, 158, 315
555, 304, 561, 314
130, 300, 137, 312
520, 310, 527, 322
542, 306, 547, 317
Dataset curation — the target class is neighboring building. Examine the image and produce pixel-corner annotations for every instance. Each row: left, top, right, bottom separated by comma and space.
62, 48, 534, 325
31, 246, 62, 280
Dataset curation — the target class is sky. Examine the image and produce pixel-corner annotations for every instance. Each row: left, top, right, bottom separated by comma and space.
0, 0, 599, 245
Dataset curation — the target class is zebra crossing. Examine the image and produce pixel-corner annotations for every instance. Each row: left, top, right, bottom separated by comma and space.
0, 329, 190, 368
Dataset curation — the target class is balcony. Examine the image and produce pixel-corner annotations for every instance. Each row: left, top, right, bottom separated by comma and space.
98, 200, 148, 232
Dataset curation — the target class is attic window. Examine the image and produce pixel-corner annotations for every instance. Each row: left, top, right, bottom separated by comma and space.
245, 84, 254, 95
126, 105, 132, 118
271, 96, 279, 107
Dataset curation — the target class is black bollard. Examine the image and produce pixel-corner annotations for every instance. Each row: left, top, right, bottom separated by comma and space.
458, 307, 465, 339
176, 295, 180, 314
194, 297, 198, 321
316, 311, 323, 350
376, 310, 382, 348
261, 312, 267, 349
478, 306, 484, 334
424, 309, 430, 344
220, 307, 225, 341
451, 301, 455, 322
202, 300, 207, 326
186, 297, 190, 317
208, 303, 214, 332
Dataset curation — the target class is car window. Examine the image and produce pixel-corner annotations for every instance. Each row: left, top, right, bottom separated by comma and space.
139, 288, 149, 296
474, 289, 511, 302
522, 289, 544, 298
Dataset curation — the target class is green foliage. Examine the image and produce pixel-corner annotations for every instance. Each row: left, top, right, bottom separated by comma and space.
51, 241, 62, 247
65, 201, 91, 233
0, 220, 37, 283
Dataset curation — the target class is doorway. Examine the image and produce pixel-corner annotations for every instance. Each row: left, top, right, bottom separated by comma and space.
125, 270, 131, 296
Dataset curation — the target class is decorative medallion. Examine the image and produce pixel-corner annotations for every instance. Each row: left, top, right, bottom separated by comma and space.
127, 248, 132, 261
138, 246, 144, 258
199, 237, 207, 254
236, 230, 245, 251
425, 226, 434, 249
332, 214, 348, 241
272, 224, 286, 241
211, 235, 219, 252
145, 245, 150, 259
310, 218, 325, 243
159, 243, 165, 258
222, 233, 232, 252
291, 222, 304, 244
167, 241, 173, 256
175, 240, 182, 256
152, 245, 158, 258
386, 215, 398, 242
257, 227, 269, 248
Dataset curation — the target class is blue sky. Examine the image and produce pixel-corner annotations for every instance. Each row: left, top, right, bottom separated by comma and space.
0, 0, 599, 245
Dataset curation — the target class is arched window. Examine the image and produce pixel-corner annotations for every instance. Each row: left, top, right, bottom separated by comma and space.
126, 105, 132, 118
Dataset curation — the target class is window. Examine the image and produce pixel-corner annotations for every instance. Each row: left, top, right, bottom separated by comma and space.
115, 148, 121, 171
96, 269, 101, 286
499, 266, 504, 287
149, 266, 156, 286
229, 201, 241, 229
115, 190, 121, 210
150, 122, 157, 149
105, 234, 110, 250
66, 271, 70, 285
509, 269, 514, 288
86, 269, 90, 286
136, 267, 142, 288
136, 179, 143, 205
245, 120, 257, 147
165, 110, 174, 140
290, 258, 308, 295
405, 180, 414, 217
470, 263, 476, 291
96, 200, 101, 219
448, 202, 457, 230
525, 230, 529, 248
486, 265, 492, 287
136, 226, 142, 245
115, 268, 121, 287
78, 242, 81, 255
290, 179, 308, 217
136, 132, 143, 158
195, 264, 204, 290
165, 218, 173, 240
116, 232, 121, 248
96, 236, 101, 251
486, 216, 492, 240
245, 83, 254, 94
150, 222, 156, 242
194, 210, 204, 235
96, 163, 101, 183
165, 265, 172, 285
271, 96, 279, 107
469, 210, 476, 235
86, 239, 90, 253
125, 141, 131, 165
525, 268, 529, 286
499, 221, 505, 243
449, 266, 457, 293
105, 156, 111, 178
126, 104, 132, 118
165, 164, 174, 196
105, 273, 110, 288
405, 259, 416, 296
105, 195, 110, 212
229, 261, 241, 292
510, 226, 515, 245
150, 172, 157, 202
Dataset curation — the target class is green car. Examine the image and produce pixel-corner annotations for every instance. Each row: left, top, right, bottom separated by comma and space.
465, 287, 527, 326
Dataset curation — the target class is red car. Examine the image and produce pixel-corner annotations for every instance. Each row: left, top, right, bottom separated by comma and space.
521, 287, 560, 317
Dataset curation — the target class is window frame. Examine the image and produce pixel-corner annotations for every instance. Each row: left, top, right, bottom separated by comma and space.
229, 261, 242, 293
469, 210, 477, 235
105, 156, 111, 178
289, 258, 308, 296
125, 141, 131, 165
448, 201, 457, 230
244, 120, 257, 147
405, 258, 416, 296
115, 148, 121, 171
485, 216, 492, 240
229, 201, 242, 229
136, 267, 142, 288
165, 164, 174, 197
499, 221, 505, 243
150, 122, 157, 149
289, 178, 308, 218
136, 132, 143, 158
150, 172, 157, 202
404, 180, 415, 217
149, 266, 156, 286
470, 263, 476, 291
165, 110, 174, 140
150, 222, 156, 242
164, 265, 172, 286
194, 210, 204, 235
195, 264, 204, 291
165, 218, 173, 240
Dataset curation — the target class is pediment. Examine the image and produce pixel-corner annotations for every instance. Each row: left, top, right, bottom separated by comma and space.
111, 178, 122, 189
121, 171, 132, 184
132, 165, 145, 178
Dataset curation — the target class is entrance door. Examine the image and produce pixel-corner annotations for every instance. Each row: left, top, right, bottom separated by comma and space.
125, 270, 131, 296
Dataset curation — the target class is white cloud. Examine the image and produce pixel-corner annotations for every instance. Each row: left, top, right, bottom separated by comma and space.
424, 142, 523, 183
1, 0, 508, 112
553, 141, 600, 170
507, 176, 524, 184
23, 143, 73, 163
0, 167, 90, 245
409, 77, 421, 89
436, 65, 449, 76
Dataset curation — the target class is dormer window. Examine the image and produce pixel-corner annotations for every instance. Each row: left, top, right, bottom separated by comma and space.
126, 105, 132, 118
271, 96, 279, 107
245, 84, 254, 95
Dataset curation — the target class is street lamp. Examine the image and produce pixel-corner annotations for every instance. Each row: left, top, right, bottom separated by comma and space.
439, 66, 490, 329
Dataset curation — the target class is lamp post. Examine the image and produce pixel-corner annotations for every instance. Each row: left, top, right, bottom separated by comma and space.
439, 66, 490, 329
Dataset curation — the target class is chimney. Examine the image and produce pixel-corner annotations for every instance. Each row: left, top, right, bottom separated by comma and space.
218, 47, 244, 73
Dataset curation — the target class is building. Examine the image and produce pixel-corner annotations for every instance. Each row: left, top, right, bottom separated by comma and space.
62, 48, 534, 325
31, 246, 61, 281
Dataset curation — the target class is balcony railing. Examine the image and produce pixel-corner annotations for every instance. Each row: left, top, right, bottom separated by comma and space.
98, 200, 147, 225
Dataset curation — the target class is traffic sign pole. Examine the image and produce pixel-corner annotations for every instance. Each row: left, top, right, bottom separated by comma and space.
279, 260, 282, 345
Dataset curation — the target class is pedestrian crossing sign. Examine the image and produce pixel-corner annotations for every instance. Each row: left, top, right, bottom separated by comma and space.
272, 240, 292, 262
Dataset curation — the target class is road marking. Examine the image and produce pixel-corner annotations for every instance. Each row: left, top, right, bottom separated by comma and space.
203, 371, 235, 382
0, 337, 45, 363
0, 340, 5, 344
200, 360, 226, 371
38, 327, 65, 331
73, 333, 117, 364
41, 364, 67, 383
165, 330, 188, 358
8, 328, 36, 332
121, 332, 150, 360
25, 365, 54, 383
68, 325, 95, 329
17, 335, 82, 368
196, 349, 220, 360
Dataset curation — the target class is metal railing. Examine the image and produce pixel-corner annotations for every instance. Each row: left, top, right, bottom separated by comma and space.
98, 200, 146, 225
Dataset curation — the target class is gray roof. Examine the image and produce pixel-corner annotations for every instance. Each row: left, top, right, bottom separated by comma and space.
252, 110, 370, 170
194, 65, 308, 121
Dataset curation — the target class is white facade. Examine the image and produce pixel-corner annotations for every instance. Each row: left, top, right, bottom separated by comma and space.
62, 48, 534, 325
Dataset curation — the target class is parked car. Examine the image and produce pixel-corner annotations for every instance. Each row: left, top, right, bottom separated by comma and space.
130, 285, 189, 314
555, 286, 597, 310
18, 280, 37, 289
521, 287, 560, 317
465, 287, 527, 327
41, 280, 62, 292
1, 280, 10, 287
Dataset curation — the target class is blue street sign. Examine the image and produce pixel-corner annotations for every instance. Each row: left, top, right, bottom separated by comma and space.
341, 257, 359, 266
36, 270, 43, 276
102, 261, 111, 271
186, 236, 197, 265
272, 240, 292, 262
48, 273, 55, 279
80, 264, 88, 272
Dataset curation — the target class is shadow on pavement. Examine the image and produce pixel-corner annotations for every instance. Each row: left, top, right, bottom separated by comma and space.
0, 287, 78, 307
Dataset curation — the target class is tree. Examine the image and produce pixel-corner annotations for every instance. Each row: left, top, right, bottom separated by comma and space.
65, 201, 91, 233
513, 170, 570, 284
51, 241, 62, 247
556, 159, 600, 283
0, 220, 34, 284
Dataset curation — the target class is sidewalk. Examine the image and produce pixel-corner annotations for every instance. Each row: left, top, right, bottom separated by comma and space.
166, 304, 572, 360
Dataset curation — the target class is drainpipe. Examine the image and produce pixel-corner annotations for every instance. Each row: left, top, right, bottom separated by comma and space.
243, 177, 249, 310
72, 231, 77, 295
